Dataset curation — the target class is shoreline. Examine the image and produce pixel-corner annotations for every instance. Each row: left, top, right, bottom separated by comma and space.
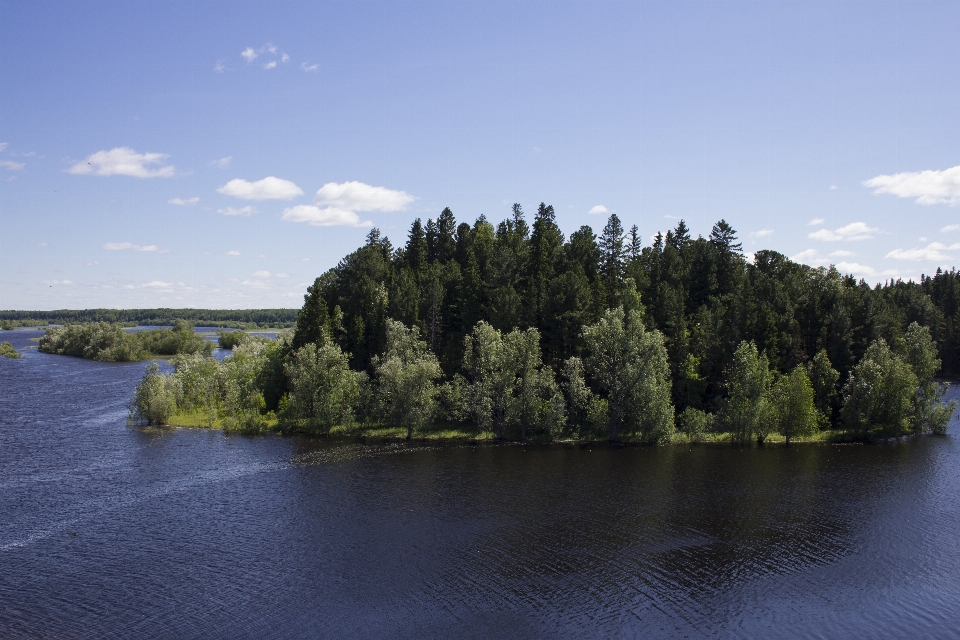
159, 412, 938, 447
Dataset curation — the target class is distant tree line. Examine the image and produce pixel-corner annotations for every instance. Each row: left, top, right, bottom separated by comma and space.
130, 205, 957, 442
0, 308, 298, 329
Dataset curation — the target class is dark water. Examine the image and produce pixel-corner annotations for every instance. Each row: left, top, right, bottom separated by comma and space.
2, 328, 960, 639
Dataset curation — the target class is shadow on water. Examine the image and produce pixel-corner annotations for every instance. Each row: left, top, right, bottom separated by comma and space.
2, 338, 959, 638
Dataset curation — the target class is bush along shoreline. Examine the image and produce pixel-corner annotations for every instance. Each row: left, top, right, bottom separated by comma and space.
0, 341, 21, 359
40, 320, 213, 362
129, 314, 955, 444
127, 207, 957, 442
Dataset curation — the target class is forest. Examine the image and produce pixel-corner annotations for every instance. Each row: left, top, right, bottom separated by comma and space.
129, 205, 957, 444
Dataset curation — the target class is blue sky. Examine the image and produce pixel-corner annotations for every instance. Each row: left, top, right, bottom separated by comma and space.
1, 0, 958, 310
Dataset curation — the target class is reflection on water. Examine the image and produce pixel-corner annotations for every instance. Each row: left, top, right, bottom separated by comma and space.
2, 327, 960, 638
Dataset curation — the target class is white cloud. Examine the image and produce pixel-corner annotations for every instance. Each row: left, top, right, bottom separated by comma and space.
885, 242, 953, 262
251, 270, 271, 278
68, 147, 175, 178
103, 242, 167, 253
218, 177, 302, 200
240, 279, 270, 289
214, 60, 226, 73
242, 43, 284, 68
169, 197, 199, 206
829, 185, 838, 190
275, 272, 290, 278
227, 250, 241, 256
284, 181, 412, 227
282, 205, 372, 227
212, 156, 232, 169
87, 260, 100, 266
43, 279, 75, 286
0, 142, 7, 151
942, 224, 960, 232
588, 205, 608, 215
0, 160, 24, 170
141, 280, 173, 289
808, 218, 825, 226
314, 181, 414, 212
790, 249, 823, 264
951, 243, 960, 250
808, 221, 880, 242
301, 62, 319, 72
830, 250, 856, 257
864, 165, 960, 206
750, 229, 774, 238
218, 206, 257, 217
835, 262, 877, 277
37, 242, 48, 247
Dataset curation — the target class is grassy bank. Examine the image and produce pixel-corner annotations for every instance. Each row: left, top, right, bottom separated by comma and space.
162, 411, 865, 446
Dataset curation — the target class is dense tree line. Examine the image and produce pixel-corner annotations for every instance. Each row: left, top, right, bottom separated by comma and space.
131, 206, 957, 442
1, 308, 297, 329
301, 205, 959, 387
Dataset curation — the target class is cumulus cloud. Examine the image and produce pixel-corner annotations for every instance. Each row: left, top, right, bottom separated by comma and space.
103, 242, 167, 252
864, 165, 960, 206
282, 205, 371, 227
830, 250, 856, 257
790, 249, 823, 264
750, 229, 774, 238
588, 205, 608, 215
885, 242, 953, 262
241, 43, 286, 68
808, 221, 880, 242
0, 160, 24, 170
227, 250, 241, 256
141, 281, 173, 289
251, 270, 271, 278
218, 206, 257, 217
212, 156, 232, 169
217, 176, 302, 200
169, 197, 199, 206
942, 224, 960, 232
275, 272, 290, 278
301, 62, 319, 72
808, 218, 825, 226
282, 181, 413, 227
313, 181, 415, 212
43, 279, 75, 286
68, 147, 175, 178
835, 262, 877, 277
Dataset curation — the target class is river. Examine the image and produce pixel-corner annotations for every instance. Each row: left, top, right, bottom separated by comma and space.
2, 328, 959, 638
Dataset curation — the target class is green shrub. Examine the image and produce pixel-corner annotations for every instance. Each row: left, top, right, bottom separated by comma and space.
130, 362, 176, 425
218, 329, 249, 350
0, 341, 21, 358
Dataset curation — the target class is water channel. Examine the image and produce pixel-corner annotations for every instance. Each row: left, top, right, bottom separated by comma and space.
2, 328, 959, 638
